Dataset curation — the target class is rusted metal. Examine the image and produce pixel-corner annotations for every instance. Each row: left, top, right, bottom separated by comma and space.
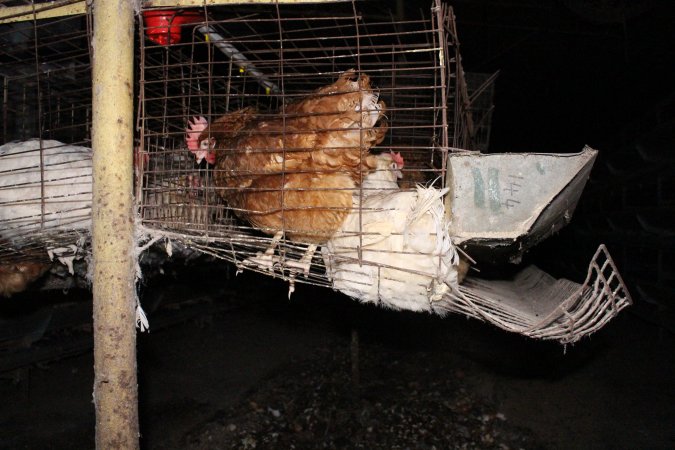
2, 77, 7, 144
0, 0, 86, 25
0, 0, 353, 25
144, 0, 353, 7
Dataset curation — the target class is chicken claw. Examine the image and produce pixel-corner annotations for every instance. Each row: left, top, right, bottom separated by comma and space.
242, 231, 284, 272
239, 233, 317, 298
286, 244, 317, 278
285, 244, 318, 299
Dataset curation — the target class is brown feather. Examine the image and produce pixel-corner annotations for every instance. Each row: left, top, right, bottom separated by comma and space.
0, 261, 50, 297
205, 71, 387, 242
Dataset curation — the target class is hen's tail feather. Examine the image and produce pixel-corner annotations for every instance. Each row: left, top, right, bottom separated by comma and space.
404, 186, 457, 263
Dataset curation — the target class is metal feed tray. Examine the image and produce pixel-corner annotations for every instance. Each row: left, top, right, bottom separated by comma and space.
445, 146, 598, 263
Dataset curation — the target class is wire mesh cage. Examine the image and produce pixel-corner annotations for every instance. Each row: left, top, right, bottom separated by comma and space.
0, 1, 630, 342
136, 0, 469, 293
464, 71, 497, 152
0, 6, 92, 285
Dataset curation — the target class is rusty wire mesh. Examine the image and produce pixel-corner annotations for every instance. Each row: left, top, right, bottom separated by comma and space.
136, 1, 466, 284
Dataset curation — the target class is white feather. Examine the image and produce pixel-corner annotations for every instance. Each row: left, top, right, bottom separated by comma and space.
0, 139, 92, 242
323, 184, 461, 313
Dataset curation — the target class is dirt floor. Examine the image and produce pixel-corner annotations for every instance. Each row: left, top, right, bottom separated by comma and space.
1, 270, 674, 449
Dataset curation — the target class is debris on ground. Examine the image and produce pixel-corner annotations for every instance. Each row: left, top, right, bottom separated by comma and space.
186, 340, 543, 449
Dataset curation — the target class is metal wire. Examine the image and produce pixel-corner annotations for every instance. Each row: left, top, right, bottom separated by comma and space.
0, 9, 92, 270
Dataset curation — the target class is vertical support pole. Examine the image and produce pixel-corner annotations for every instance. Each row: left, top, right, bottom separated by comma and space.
90, 0, 139, 448
2, 76, 8, 141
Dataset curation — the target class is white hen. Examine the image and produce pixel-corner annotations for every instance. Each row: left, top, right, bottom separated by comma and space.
0, 139, 92, 276
0, 139, 92, 242
323, 174, 462, 313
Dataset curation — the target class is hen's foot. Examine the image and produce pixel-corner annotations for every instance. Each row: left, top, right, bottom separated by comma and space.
286, 244, 318, 299
239, 231, 284, 273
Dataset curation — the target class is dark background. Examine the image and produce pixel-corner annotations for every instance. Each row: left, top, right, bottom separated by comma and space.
1, 1, 674, 448
452, 0, 675, 327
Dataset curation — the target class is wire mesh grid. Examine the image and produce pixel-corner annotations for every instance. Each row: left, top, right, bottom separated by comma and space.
464, 71, 497, 152
0, 8, 92, 266
449, 245, 632, 343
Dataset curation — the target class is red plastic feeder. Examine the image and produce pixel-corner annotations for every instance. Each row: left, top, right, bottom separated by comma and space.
143, 10, 204, 46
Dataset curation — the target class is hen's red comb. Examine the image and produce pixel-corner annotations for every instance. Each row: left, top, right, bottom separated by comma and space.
390, 151, 404, 168
186, 116, 208, 151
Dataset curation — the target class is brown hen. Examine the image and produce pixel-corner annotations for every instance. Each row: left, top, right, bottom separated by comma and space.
194, 70, 388, 243
0, 261, 50, 297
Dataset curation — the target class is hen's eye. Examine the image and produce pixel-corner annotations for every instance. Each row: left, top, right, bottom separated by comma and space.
390, 162, 397, 170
